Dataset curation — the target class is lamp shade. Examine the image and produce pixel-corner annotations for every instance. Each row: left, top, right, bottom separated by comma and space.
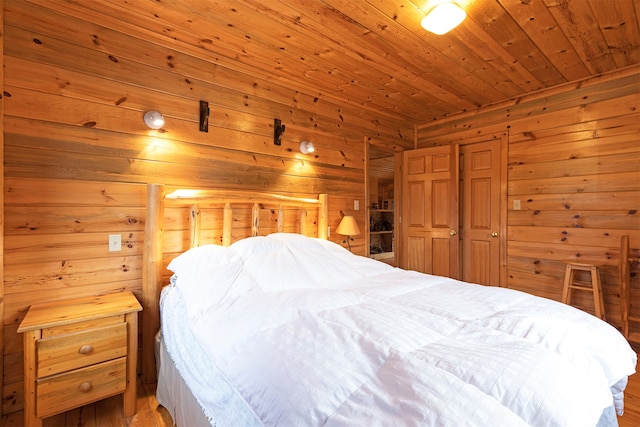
336, 216, 360, 236
421, 1, 466, 35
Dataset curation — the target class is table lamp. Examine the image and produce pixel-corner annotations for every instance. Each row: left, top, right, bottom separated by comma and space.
336, 215, 360, 251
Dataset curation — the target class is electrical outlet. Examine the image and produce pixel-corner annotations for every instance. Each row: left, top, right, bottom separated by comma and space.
513, 199, 521, 210
354, 200, 360, 210
109, 234, 122, 252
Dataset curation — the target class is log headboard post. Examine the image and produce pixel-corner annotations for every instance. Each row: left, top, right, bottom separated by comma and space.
142, 183, 164, 383
223, 203, 232, 246
319, 193, 328, 239
190, 205, 201, 248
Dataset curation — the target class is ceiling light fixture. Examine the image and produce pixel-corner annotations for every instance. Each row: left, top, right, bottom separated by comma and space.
421, 1, 466, 35
144, 111, 165, 129
300, 141, 315, 154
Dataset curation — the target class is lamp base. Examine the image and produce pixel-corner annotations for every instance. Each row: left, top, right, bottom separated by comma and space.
343, 236, 353, 252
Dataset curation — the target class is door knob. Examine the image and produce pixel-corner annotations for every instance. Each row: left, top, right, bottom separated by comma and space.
491, 232, 499, 237
450, 230, 457, 236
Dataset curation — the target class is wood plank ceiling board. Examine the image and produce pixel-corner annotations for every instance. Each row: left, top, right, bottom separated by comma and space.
22, 0, 640, 124
499, 0, 591, 82
586, 0, 640, 68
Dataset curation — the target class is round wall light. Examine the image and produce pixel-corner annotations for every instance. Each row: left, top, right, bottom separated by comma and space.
300, 141, 315, 154
144, 111, 165, 129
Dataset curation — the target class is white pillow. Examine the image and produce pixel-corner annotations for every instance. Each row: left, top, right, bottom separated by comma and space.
231, 236, 320, 291
265, 233, 393, 279
167, 244, 252, 318
167, 244, 238, 276
264, 232, 333, 251
231, 234, 386, 291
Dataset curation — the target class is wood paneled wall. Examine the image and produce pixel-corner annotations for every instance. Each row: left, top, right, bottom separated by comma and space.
0, 1, 412, 414
0, 0, 5, 418
416, 65, 640, 330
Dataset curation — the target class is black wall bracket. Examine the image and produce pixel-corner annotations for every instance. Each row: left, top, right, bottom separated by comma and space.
199, 100, 210, 132
274, 118, 285, 145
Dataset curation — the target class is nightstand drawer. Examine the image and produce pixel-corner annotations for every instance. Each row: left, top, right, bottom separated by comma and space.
42, 315, 124, 338
36, 357, 127, 418
37, 323, 127, 377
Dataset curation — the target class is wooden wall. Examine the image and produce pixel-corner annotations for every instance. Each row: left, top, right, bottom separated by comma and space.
416, 65, 640, 330
0, 0, 5, 418
0, 1, 412, 415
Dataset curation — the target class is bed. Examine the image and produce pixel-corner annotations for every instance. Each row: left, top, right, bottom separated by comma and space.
142, 185, 636, 427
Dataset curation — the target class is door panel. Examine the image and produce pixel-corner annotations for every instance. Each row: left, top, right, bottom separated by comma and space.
468, 240, 491, 284
407, 235, 426, 273
407, 181, 426, 227
402, 146, 459, 278
470, 177, 491, 228
432, 180, 450, 226
433, 238, 452, 277
461, 140, 501, 285
407, 156, 426, 174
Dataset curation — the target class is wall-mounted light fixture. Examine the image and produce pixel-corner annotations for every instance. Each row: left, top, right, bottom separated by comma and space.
421, 1, 466, 35
300, 141, 315, 154
144, 111, 165, 129
274, 118, 285, 146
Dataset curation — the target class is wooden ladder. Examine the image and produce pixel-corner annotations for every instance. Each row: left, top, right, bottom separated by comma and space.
620, 235, 640, 343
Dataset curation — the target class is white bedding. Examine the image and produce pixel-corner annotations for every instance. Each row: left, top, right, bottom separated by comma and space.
160, 233, 636, 427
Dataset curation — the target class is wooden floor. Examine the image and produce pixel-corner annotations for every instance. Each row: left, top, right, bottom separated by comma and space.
620, 362, 640, 427
2, 367, 639, 426
0, 376, 173, 427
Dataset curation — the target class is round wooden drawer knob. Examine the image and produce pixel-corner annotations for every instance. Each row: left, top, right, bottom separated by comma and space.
78, 382, 93, 393
78, 344, 94, 354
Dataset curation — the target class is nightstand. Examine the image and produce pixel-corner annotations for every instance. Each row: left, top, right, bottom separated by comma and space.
18, 291, 142, 427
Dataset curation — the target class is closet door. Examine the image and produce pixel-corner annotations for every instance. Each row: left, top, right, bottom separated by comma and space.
401, 145, 459, 278
460, 140, 502, 286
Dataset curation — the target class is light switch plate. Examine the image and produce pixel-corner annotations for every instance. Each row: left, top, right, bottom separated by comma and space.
354, 200, 360, 210
109, 234, 122, 252
513, 200, 521, 210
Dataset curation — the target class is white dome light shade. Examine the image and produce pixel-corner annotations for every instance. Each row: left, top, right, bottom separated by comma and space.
421, 2, 466, 35
300, 141, 315, 154
144, 111, 165, 129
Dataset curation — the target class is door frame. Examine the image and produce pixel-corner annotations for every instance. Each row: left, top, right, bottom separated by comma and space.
365, 138, 400, 265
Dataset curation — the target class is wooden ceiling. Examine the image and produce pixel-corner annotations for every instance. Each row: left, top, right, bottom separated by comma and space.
41, 0, 640, 124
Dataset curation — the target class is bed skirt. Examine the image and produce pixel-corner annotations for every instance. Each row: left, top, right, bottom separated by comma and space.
155, 332, 213, 427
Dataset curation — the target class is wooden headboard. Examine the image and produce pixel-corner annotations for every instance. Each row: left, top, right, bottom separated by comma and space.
141, 183, 328, 382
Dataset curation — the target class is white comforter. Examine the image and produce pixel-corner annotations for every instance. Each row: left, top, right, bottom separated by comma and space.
164, 233, 636, 427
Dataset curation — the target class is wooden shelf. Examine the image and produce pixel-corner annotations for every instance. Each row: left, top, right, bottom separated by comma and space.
371, 251, 394, 260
